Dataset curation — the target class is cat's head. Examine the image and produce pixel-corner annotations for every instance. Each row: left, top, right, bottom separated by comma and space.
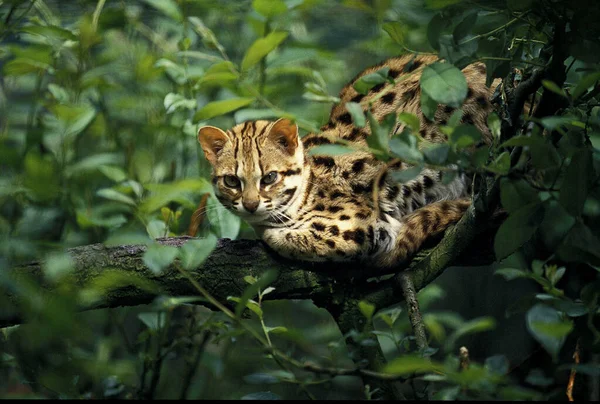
198, 118, 306, 224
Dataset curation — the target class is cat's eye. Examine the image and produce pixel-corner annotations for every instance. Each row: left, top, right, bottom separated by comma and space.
261, 171, 278, 185
223, 175, 240, 188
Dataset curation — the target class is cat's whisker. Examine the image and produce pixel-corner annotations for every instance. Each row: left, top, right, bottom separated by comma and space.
271, 211, 293, 230
192, 205, 230, 221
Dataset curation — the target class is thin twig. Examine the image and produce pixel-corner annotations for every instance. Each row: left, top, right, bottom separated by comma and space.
145, 310, 172, 399
300, 361, 409, 382
179, 331, 211, 400
398, 271, 428, 351
566, 339, 580, 401
187, 193, 210, 236
91, 0, 106, 32
459, 346, 470, 371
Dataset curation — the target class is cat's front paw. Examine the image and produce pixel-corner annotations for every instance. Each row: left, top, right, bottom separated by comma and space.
261, 229, 294, 259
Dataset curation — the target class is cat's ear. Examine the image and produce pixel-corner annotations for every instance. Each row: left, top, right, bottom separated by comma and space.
198, 126, 230, 165
268, 118, 299, 155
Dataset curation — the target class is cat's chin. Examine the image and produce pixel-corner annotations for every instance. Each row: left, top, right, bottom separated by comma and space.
232, 210, 270, 225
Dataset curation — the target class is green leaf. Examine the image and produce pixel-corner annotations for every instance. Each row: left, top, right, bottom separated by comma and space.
206, 196, 241, 239
141, 0, 183, 21
353, 67, 390, 95
526, 304, 572, 361
485, 355, 509, 375
398, 112, 420, 133
423, 144, 449, 165
557, 222, 600, 266
358, 301, 376, 321
197, 71, 239, 86
142, 244, 178, 275
21, 24, 77, 41
500, 178, 539, 213
447, 110, 463, 128
80, 269, 160, 305
345, 102, 366, 127
383, 355, 441, 375
525, 369, 554, 387
51, 104, 97, 138
500, 135, 543, 148
97, 188, 136, 206
47, 84, 69, 103
495, 268, 530, 281
243, 371, 293, 384
420, 90, 437, 121
265, 326, 288, 334
44, 252, 75, 281
308, 144, 354, 156
539, 116, 585, 131
260, 286, 275, 297
550, 266, 566, 286
244, 275, 257, 285
367, 111, 393, 156
179, 235, 218, 270
559, 148, 593, 217
241, 31, 288, 71
420, 62, 468, 108
234, 269, 279, 318
558, 364, 600, 377
425, 0, 463, 8
253, 0, 287, 18
449, 124, 481, 149
98, 166, 127, 182
64, 153, 122, 178
159, 296, 208, 309
530, 142, 561, 170
390, 165, 424, 183
494, 202, 544, 260
499, 386, 543, 401
487, 112, 501, 139
23, 151, 59, 201
164, 92, 197, 114
246, 300, 263, 318
140, 179, 211, 214
382, 22, 407, 45
453, 12, 477, 42
241, 391, 282, 400
389, 132, 423, 163
3, 58, 52, 76
138, 312, 165, 331
426, 14, 445, 50
445, 317, 496, 351
507, 0, 534, 10
572, 71, 600, 99
433, 386, 461, 400
541, 80, 567, 98
486, 151, 510, 175
99, 165, 127, 183
194, 97, 255, 121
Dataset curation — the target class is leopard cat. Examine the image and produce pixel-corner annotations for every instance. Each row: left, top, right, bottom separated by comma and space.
198, 54, 497, 270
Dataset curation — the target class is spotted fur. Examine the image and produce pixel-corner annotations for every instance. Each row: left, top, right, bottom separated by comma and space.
198, 55, 497, 269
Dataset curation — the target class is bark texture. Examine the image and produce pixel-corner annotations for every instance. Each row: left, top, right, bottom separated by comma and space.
1, 205, 499, 328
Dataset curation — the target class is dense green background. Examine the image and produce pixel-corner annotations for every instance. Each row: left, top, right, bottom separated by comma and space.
1, 0, 599, 400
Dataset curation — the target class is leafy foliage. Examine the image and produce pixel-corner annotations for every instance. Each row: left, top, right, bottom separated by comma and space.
1, 0, 600, 400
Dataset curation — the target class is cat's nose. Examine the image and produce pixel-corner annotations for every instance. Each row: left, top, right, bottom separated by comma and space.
243, 199, 259, 213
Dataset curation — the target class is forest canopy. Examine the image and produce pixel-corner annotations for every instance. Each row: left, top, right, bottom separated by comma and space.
1, 0, 600, 400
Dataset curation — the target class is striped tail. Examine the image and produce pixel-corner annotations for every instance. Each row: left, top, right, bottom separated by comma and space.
377, 198, 471, 268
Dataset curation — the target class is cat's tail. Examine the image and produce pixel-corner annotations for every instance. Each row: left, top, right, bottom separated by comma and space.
377, 198, 471, 268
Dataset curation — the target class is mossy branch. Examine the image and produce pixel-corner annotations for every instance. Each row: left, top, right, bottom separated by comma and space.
1, 206, 499, 329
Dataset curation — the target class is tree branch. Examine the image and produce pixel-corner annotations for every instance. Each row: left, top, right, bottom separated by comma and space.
1, 207, 500, 328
